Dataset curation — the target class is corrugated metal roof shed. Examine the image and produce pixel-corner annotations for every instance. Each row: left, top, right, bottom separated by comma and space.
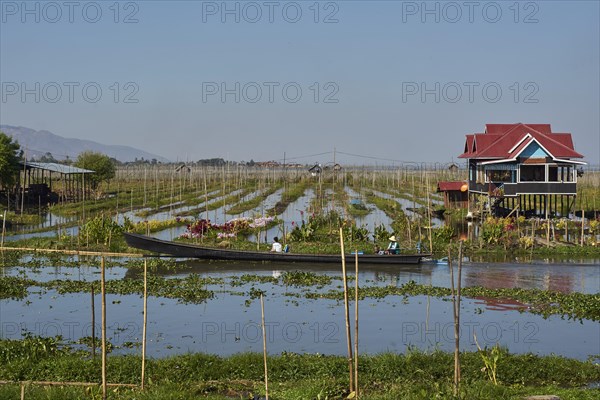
19, 162, 94, 174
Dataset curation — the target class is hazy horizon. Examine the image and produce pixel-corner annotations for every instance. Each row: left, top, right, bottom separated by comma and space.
1, 1, 599, 166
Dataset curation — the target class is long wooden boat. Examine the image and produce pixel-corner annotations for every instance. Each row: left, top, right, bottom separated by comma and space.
123, 233, 430, 265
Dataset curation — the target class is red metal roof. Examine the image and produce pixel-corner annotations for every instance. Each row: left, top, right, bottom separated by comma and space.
459, 123, 583, 160
437, 181, 465, 192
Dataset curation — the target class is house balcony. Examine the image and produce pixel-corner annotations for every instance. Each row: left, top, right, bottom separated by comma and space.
469, 181, 577, 196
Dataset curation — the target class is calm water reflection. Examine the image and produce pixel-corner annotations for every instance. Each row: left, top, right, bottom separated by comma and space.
168, 258, 600, 295
1, 258, 598, 360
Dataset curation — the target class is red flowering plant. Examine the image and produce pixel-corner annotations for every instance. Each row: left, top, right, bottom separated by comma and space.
180, 216, 275, 241
180, 219, 212, 239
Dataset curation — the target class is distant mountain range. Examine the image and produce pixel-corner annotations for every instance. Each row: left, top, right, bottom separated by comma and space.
0, 125, 169, 163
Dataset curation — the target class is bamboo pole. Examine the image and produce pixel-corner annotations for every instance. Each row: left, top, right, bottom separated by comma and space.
354, 251, 359, 398
0, 210, 6, 248
406, 216, 412, 248
141, 259, 148, 390
0, 247, 142, 257
204, 172, 208, 221
426, 173, 433, 253
20, 382, 24, 400
82, 173, 86, 221
101, 257, 107, 400
260, 294, 269, 400
0, 381, 137, 388
449, 242, 463, 396
448, 247, 457, 395
91, 285, 96, 359
581, 205, 585, 246
1, 210, 6, 249
339, 227, 354, 392
426, 291, 431, 331
456, 242, 463, 385
21, 148, 27, 217
143, 167, 147, 206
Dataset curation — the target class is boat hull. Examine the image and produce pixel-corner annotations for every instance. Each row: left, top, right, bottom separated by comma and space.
123, 233, 429, 265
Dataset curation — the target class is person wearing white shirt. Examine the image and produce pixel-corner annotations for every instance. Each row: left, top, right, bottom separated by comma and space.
271, 237, 282, 252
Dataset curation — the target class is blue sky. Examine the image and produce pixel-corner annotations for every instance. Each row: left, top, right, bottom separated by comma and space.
1, 0, 599, 165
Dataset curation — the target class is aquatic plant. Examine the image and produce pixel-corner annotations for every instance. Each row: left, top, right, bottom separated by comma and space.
373, 223, 391, 242
281, 271, 333, 287
433, 225, 455, 242
0, 276, 34, 300
344, 224, 370, 242
79, 214, 123, 246
474, 334, 504, 385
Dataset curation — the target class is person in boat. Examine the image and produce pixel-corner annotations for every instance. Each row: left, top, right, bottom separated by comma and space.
270, 237, 282, 252
386, 235, 400, 255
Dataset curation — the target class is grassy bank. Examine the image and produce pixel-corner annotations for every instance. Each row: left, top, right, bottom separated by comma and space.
0, 336, 599, 399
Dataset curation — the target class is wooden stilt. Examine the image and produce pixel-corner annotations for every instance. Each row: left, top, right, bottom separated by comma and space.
546, 195, 550, 246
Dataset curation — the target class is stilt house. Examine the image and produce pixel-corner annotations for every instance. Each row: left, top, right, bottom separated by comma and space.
458, 123, 585, 217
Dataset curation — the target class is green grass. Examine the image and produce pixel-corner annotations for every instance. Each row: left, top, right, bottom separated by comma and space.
0, 338, 598, 399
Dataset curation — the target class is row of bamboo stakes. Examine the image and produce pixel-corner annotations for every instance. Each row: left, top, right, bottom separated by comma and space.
6, 237, 464, 399
259, 228, 361, 399
7, 235, 361, 399
4, 257, 148, 400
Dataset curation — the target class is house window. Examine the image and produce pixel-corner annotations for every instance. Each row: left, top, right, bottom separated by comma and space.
520, 165, 545, 182
476, 167, 485, 184
548, 166, 558, 182
486, 170, 513, 183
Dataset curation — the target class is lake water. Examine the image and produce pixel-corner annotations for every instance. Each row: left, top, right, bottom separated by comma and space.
1, 258, 598, 360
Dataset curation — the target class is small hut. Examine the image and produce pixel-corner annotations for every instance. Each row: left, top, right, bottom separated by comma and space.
18, 161, 94, 204
437, 181, 468, 209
